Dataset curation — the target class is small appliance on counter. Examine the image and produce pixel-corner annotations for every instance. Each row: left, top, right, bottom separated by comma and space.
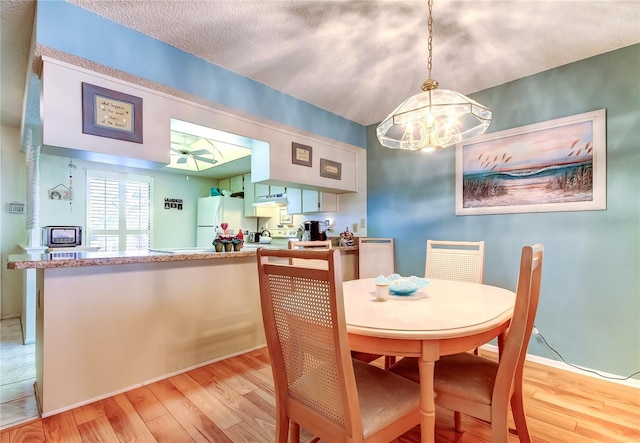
303, 220, 328, 241
248, 231, 261, 243
259, 230, 272, 244
42, 226, 82, 248
244, 228, 298, 249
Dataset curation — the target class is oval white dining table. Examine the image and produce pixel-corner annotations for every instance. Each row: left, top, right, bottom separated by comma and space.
343, 278, 516, 443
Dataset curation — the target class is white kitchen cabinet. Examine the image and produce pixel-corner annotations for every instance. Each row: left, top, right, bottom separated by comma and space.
218, 178, 230, 191
270, 185, 286, 195
243, 173, 272, 217
218, 175, 244, 193
286, 188, 302, 214
302, 190, 338, 213
229, 175, 244, 193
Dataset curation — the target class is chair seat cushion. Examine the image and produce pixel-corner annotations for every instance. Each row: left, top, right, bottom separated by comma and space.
389, 353, 498, 405
352, 359, 420, 438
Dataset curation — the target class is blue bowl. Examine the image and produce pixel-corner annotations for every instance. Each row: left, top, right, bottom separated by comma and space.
387, 276, 430, 296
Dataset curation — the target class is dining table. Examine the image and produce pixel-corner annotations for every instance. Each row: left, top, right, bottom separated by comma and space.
343, 277, 516, 443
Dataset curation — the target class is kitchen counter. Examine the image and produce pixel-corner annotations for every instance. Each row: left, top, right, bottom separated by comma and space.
7, 244, 359, 270
7, 243, 359, 416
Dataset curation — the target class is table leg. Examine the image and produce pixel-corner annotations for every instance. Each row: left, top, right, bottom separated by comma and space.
418, 357, 436, 443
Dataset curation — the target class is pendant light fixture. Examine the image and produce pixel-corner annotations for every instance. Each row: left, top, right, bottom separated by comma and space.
377, 0, 492, 152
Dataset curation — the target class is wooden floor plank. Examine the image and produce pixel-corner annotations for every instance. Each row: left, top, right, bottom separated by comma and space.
168, 372, 242, 430
147, 378, 234, 443
216, 356, 275, 396
71, 401, 105, 426
197, 365, 277, 440
145, 412, 195, 443
77, 415, 119, 443
244, 387, 276, 413
223, 420, 272, 443
100, 393, 157, 442
198, 359, 259, 395
124, 385, 168, 423
7, 420, 45, 443
533, 389, 639, 431
42, 410, 82, 443
575, 416, 640, 442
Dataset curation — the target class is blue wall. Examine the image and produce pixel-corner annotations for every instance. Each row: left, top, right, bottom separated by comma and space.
366, 44, 640, 379
35, 1, 366, 148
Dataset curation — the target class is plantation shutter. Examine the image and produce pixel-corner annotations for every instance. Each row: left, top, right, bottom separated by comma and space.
87, 171, 153, 252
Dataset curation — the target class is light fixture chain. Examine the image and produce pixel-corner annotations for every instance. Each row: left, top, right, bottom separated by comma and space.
427, 0, 433, 79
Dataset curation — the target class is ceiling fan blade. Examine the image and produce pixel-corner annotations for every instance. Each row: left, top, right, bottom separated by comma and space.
203, 139, 225, 160
189, 149, 211, 156
176, 156, 188, 164
192, 155, 218, 164
170, 147, 183, 154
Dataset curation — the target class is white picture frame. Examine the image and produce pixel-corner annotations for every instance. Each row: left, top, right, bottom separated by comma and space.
455, 109, 606, 215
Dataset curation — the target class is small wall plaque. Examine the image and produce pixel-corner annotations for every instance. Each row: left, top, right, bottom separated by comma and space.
6, 202, 25, 214
292, 142, 312, 167
320, 158, 342, 180
164, 198, 183, 210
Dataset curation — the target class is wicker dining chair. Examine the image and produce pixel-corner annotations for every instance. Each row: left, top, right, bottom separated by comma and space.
288, 239, 332, 269
358, 237, 395, 279
425, 240, 485, 354
390, 243, 544, 443
257, 248, 421, 442
355, 237, 397, 368
424, 240, 485, 283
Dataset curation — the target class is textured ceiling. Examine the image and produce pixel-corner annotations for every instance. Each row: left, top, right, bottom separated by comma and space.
2, 0, 640, 130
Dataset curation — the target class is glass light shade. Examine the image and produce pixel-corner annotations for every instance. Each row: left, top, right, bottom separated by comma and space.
377, 88, 492, 152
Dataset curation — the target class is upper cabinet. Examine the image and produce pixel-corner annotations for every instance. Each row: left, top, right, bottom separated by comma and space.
243, 173, 273, 218
218, 178, 230, 192
229, 175, 244, 193
302, 190, 338, 213
218, 175, 244, 194
286, 187, 337, 214
286, 188, 302, 214
251, 137, 358, 194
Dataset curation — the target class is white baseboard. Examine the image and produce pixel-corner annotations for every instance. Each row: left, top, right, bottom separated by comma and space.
480, 344, 640, 389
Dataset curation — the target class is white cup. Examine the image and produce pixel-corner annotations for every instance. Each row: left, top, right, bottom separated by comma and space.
375, 283, 390, 301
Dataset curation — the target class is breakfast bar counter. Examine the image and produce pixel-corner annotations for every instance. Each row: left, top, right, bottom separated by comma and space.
7, 244, 359, 270
5, 244, 359, 417
7, 248, 259, 270
7, 249, 267, 417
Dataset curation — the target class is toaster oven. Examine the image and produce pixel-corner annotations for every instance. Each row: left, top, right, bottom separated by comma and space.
42, 226, 83, 248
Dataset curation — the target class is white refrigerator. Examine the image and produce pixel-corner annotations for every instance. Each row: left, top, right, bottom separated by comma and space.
196, 197, 247, 248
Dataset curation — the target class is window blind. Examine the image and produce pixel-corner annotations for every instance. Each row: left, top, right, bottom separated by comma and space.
87, 171, 152, 252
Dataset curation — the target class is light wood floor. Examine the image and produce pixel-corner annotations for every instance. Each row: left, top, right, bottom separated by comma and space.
0, 318, 38, 430
1, 318, 639, 442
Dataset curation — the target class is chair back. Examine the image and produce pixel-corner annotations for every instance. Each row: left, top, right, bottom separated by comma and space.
494, 243, 544, 404
425, 240, 484, 283
358, 238, 395, 278
288, 240, 332, 269
257, 248, 363, 439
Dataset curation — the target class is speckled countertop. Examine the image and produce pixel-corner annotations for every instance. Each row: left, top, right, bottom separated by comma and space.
7, 244, 359, 270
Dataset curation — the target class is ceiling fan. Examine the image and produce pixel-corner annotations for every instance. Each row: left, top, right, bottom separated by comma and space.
169, 132, 224, 172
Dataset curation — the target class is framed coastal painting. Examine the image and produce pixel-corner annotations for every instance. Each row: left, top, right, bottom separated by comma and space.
455, 109, 606, 215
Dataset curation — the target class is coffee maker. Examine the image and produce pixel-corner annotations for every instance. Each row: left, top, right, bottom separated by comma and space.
303, 220, 327, 241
